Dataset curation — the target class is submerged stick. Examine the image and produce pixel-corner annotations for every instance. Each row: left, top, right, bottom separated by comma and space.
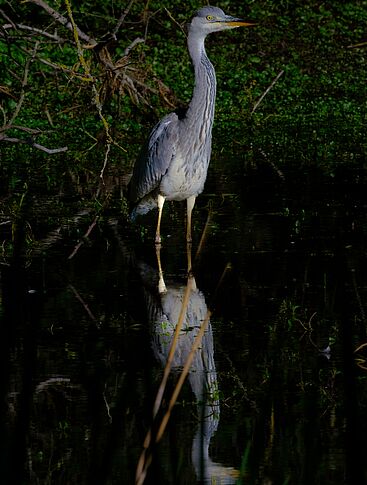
68, 284, 98, 324
68, 216, 98, 260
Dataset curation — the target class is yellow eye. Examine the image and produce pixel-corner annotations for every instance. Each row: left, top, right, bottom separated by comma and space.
206, 15, 214, 21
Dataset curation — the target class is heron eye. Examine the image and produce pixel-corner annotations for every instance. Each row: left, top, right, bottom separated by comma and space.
206, 15, 214, 21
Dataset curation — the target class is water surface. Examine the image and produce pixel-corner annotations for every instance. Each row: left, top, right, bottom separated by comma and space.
1, 151, 367, 484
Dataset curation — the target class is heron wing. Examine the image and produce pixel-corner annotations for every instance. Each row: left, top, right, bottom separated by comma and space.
129, 112, 179, 202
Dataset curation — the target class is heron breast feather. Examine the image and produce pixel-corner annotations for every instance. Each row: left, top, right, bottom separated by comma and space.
160, 153, 209, 200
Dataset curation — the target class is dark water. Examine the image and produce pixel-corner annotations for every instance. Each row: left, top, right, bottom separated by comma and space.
1, 154, 367, 485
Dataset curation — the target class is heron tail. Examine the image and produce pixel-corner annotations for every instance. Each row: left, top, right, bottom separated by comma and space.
130, 196, 157, 221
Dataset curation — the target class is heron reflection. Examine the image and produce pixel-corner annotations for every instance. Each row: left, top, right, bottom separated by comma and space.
137, 243, 238, 483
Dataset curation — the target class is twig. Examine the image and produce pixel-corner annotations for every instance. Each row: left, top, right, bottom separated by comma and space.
99, 141, 111, 181
347, 41, 367, 49
112, 0, 136, 38
251, 69, 284, 114
164, 8, 187, 37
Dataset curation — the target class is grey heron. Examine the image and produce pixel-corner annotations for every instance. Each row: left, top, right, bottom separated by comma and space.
129, 6, 254, 243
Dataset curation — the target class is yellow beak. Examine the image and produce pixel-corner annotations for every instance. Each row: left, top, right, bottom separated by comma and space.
225, 20, 256, 27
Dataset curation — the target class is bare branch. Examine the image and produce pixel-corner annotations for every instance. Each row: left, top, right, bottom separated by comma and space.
0, 9, 16, 27
2, 22, 66, 43
25, 0, 97, 46
0, 135, 68, 153
32, 142, 68, 153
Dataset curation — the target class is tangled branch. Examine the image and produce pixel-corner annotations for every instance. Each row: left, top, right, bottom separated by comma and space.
0, 37, 68, 153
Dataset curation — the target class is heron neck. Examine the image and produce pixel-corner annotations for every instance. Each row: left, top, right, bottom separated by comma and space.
186, 32, 217, 129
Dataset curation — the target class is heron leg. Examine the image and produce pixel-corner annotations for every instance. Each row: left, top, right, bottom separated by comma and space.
155, 194, 165, 244
186, 195, 196, 243
186, 243, 197, 290
155, 243, 167, 294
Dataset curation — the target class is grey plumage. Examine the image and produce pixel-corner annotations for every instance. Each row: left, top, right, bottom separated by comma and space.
129, 6, 254, 242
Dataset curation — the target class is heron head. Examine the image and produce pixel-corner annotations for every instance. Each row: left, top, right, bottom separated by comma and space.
190, 6, 255, 35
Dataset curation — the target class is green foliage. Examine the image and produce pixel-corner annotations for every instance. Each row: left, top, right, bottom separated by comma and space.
0, 0, 366, 230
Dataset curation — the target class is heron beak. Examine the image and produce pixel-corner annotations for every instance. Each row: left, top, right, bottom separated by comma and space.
224, 17, 256, 28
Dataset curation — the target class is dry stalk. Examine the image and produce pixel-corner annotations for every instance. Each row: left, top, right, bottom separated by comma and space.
194, 200, 213, 262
